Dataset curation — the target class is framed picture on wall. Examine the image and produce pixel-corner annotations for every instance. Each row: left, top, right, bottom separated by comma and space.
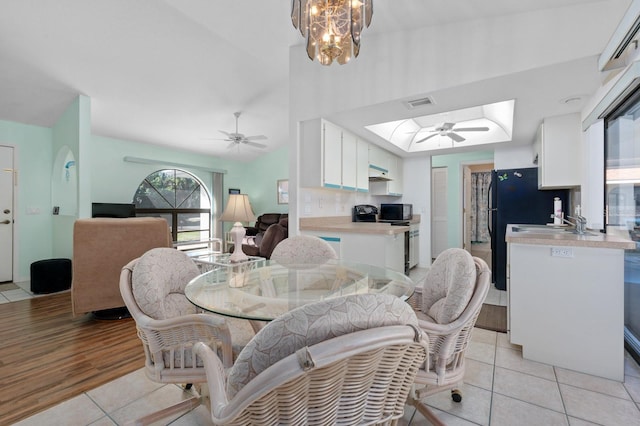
277, 179, 288, 204
229, 188, 241, 194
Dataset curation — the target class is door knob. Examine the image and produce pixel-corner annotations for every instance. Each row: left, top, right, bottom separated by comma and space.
1, 220, 10, 224
3, 209, 9, 214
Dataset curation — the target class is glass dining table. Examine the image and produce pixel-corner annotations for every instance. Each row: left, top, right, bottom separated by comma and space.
184, 258, 415, 326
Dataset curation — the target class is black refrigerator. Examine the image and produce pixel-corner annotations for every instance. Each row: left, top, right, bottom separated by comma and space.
489, 167, 569, 290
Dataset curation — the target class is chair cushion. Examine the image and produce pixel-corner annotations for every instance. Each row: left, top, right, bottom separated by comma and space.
270, 235, 337, 264
226, 293, 418, 398
422, 248, 476, 324
132, 248, 200, 320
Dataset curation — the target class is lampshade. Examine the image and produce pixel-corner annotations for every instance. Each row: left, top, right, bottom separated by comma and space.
291, 0, 373, 66
220, 194, 256, 223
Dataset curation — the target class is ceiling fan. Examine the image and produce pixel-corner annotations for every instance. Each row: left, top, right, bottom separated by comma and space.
415, 122, 489, 143
213, 112, 267, 150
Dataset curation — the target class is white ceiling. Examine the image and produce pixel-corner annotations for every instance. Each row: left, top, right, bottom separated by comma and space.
0, 0, 633, 161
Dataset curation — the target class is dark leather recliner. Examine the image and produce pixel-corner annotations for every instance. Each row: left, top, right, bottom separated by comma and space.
242, 219, 288, 259
244, 213, 288, 236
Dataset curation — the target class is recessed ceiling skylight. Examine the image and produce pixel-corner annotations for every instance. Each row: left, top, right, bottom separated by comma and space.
365, 99, 515, 153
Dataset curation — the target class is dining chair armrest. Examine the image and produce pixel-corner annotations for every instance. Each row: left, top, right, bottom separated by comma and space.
194, 342, 230, 414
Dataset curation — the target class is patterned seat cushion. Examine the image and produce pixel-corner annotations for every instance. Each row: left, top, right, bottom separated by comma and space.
226, 293, 418, 398
132, 247, 200, 320
421, 248, 476, 324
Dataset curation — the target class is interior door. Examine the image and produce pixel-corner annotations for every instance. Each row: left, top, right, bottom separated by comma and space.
0, 145, 14, 282
463, 166, 472, 253
431, 167, 448, 259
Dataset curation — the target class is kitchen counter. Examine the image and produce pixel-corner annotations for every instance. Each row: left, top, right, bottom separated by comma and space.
299, 215, 420, 236
505, 224, 635, 250
506, 222, 633, 381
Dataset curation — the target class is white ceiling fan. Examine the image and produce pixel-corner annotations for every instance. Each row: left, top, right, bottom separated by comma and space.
212, 112, 267, 150
415, 122, 489, 143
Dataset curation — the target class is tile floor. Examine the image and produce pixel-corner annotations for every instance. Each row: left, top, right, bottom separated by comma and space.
13, 326, 640, 425
7, 271, 640, 425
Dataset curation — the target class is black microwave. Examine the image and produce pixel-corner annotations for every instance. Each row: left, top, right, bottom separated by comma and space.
379, 204, 412, 221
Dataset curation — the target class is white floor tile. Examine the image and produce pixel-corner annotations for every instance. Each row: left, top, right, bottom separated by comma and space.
13, 393, 105, 426
625, 374, 640, 403
87, 368, 164, 413
108, 385, 198, 426
0, 293, 10, 303
626, 353, 640, 379
555, 367, 630, 400
559, 383, 640, 426
495, 346, 556, 381
490, 393, 568, 426
463, 358, 494, 391
470, 327, 498, 346
3, 288, 32, 301
420, 384, 492, 426
493, 367, 565, 412
466, 340, 496, 365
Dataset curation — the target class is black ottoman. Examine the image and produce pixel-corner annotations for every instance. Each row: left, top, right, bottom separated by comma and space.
30, 258, 72, 294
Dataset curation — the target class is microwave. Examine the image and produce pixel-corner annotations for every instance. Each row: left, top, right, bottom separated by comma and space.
379, 204, 412, 221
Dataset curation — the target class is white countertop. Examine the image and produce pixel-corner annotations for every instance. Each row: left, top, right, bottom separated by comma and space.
505, 224, 635, 250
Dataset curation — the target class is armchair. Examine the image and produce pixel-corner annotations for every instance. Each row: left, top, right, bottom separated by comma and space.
194, 293, 427, 425
244, 213, 287, 236
238, 215, 288, 259
120, 247, 233, 425
406, 248, 491, 426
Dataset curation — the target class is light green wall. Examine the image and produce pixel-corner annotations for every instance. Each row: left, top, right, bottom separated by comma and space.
238, 146, 289, 216
432, 150, 494, 248
0, 119, 53, 280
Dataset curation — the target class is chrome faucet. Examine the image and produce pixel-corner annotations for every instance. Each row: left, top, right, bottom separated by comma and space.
551, 212, 588, 234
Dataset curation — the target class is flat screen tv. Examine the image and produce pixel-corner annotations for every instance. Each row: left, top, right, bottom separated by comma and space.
92, 202, 136, 218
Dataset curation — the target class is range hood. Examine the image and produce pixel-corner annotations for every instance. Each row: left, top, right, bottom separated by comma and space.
368, 165, 392, 181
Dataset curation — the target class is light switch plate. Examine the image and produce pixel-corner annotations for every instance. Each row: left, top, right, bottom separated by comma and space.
550, 247, 573, 258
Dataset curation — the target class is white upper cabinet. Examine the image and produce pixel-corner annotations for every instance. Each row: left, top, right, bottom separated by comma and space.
535, 113, 582, 189
300, 118, 369, 192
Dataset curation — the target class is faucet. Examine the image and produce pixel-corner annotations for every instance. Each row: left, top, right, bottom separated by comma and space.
551, 212, 588, 234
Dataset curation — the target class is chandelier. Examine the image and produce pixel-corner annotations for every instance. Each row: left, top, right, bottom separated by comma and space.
291, 0, 373, 66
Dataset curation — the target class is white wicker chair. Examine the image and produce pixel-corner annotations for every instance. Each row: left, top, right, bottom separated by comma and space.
119, 247, 233, 425
194, 293, 428, 425
270, 234, 337, 264
406, 248, 491, 426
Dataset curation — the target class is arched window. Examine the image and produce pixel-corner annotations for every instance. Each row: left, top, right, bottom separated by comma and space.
133, 169, 211, 243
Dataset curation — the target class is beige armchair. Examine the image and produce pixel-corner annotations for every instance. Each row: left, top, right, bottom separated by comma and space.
406, 248, 491, 426
120, 247, 233, 425
72, 217, 173, 316
194, 293, 427, 425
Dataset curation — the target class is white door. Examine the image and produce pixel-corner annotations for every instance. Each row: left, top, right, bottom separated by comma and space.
463, 166, 472, 253
0, 146, 14, 282
431, 167, 448, 259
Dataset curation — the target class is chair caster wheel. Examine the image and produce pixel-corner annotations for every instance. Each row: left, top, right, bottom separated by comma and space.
451, 389, 462, 403
183, 383, 193, 390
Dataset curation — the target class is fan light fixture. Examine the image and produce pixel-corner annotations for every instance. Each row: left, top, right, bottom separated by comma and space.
291, 0, 373, 66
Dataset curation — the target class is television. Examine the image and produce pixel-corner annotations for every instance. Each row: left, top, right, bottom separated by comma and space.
91, 202, 136, 218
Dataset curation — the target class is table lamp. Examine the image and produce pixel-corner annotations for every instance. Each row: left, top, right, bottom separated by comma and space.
220, 193, 256, 262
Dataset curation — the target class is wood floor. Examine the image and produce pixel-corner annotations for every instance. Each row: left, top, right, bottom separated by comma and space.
0, 292, 144, 424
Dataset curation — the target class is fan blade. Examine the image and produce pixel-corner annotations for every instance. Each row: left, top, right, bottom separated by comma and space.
218, 130, 231, 137
452, 127, 490, 132
441, 122, 456, 131
226, 142, 237, 149
415, 133, 439, 143
245, 141, 267, 148
245, 135, 267, 141
450, 132, 466, 142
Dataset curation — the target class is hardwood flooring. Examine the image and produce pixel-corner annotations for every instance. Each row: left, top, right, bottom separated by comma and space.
0, 292, 144, 424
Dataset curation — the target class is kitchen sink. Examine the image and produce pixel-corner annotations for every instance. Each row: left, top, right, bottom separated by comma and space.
510, 225, 598, 237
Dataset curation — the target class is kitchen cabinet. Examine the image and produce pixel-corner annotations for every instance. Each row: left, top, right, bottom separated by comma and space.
508, 239, 626, 380
302, 230, 406, 274
356, 138, 369, 192
409, 223, 419, 268
534, 113, 582, 189
300, 118, 368, 192
370, 148, 403, 196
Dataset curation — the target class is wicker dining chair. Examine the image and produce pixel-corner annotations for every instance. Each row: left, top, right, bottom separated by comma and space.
120, 247, 233, 425
270, 234, 337, 264
194, 293, 428, 425
406, 248, 491, 426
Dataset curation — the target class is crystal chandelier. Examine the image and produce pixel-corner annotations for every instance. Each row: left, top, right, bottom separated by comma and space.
291, 0, 373, 66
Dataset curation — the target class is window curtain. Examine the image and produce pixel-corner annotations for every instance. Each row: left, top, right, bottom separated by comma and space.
471, 172, 491, 243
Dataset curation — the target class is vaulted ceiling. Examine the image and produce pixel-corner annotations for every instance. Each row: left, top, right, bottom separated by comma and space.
0, 0, 632, 161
